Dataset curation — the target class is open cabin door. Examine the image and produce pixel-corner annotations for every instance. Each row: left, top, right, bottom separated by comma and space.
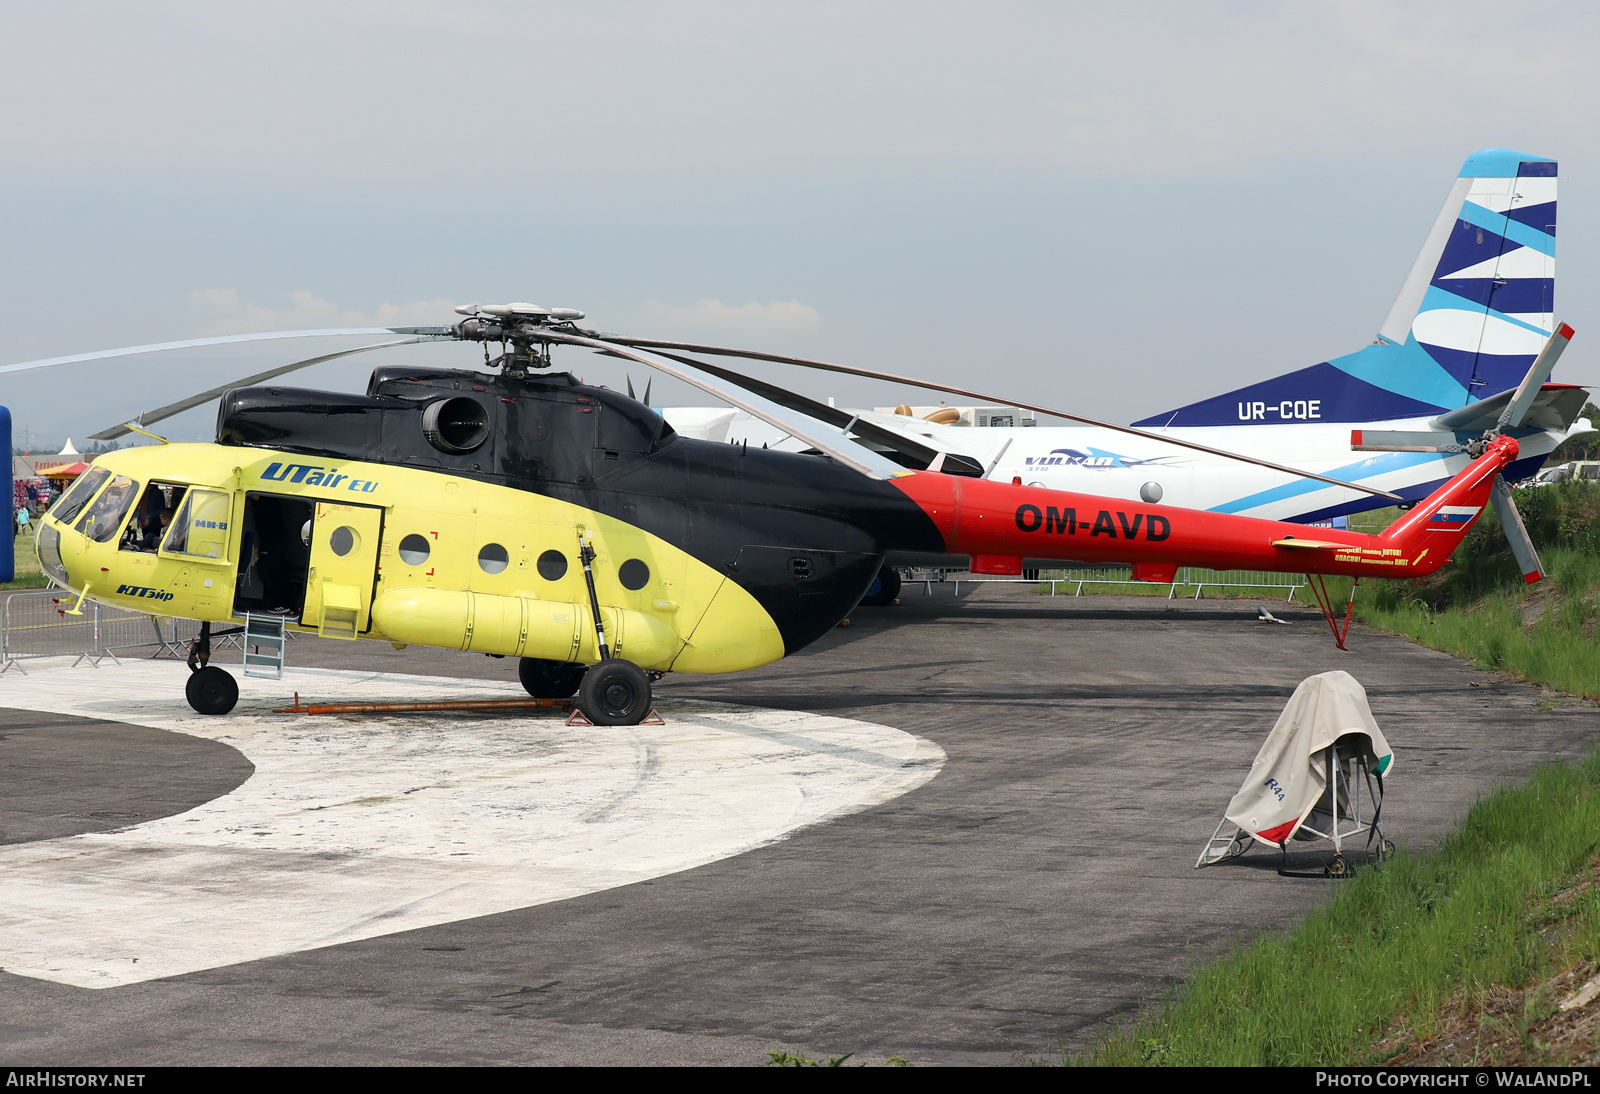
305, 501, 383, 639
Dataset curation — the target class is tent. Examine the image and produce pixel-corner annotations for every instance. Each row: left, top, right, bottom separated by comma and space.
1197, 670, 1393, 876
40, 461, 89, 479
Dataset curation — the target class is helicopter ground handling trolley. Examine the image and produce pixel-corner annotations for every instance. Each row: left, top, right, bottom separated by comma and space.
1196, 670, 1395, 879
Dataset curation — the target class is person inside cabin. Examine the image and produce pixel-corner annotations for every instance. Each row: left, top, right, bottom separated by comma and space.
140, 507, 174, 551
237, 495, 264, 604
133, 484, 167, 547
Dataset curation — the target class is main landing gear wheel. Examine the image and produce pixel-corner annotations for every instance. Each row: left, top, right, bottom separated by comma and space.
518, 657, 586, 699
860, 566, 901, 607
577, 659, 652, 726
186, 666, 239, 715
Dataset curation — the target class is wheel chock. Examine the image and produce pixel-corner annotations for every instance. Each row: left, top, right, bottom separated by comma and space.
640, 709, 665, 726
566, 707, 594, 727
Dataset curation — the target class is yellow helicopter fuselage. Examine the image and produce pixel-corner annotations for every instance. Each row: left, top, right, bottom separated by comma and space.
36, 442, 784, 674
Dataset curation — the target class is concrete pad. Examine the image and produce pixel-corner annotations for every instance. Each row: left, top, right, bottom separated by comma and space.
0, 661, 942, 989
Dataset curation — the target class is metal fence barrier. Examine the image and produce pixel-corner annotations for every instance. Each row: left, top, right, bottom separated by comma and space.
1, 589, 200, 674
904, 566, 1303, 601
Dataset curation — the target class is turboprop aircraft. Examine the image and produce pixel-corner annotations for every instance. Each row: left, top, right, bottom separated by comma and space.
8, 305, 1565, 723
656, 148, 1591, 530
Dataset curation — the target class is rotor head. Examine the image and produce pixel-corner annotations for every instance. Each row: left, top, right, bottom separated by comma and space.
450, 302, 590, 374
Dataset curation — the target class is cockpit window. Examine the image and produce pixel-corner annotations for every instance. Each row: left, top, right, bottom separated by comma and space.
162, 489, 232, 559
48, 466, 111, 525
74, 476, 141, 543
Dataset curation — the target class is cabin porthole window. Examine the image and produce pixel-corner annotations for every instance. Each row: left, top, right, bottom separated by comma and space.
398, 534, 431, 565
330, 526, 359, 557
618, 559, 650, 590
478, 543, 510, 575
537, 549, 568, 581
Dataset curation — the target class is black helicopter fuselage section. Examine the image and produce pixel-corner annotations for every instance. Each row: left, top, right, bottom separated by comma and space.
216, 367, 944, 654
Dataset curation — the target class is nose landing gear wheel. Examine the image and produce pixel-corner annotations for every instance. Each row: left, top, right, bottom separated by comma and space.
577, 659, 652, 726
518, 657, 586, 699
186, 666, 239, 715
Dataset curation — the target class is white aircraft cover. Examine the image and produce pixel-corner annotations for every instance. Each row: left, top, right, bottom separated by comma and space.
1225, 671, 1393, 847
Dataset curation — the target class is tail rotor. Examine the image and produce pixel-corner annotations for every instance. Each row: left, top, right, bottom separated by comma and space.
1472, 323, 1573, 583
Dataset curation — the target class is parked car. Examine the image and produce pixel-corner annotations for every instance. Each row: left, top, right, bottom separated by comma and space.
1527, 460, 1600, 486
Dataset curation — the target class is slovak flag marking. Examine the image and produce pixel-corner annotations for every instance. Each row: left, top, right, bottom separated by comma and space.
1427, 505, 1480, 529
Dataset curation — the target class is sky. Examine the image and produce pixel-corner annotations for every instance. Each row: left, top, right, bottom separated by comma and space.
4, 0, 1600, 448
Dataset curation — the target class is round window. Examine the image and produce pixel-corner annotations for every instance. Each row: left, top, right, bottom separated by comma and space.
618, 558, 650, 590
398, 533, 431, 566
478, 543, 510, 575
330, 526, 359, 556
537, 549, 568, 581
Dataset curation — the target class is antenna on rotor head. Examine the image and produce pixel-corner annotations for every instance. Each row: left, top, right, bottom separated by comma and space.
451, 302, 588, 377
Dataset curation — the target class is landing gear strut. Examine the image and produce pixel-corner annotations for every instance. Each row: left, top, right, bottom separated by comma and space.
185, 621, 239, 715
572, 530, 653, 725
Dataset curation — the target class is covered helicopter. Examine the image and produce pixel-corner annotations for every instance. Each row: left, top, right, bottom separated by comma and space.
4, 306, 1567, 723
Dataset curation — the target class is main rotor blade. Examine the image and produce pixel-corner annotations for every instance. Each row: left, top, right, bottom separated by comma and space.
538, 330, 899, 479
1498, 322, 1575, 432
606, 336, 1404, 502
0, 326, 452, 378
1490, 474, 1546, 584
89, 337, 427, 441
611, 347, 943, 466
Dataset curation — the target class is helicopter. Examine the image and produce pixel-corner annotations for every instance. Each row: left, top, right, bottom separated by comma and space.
7, 305, 1565, 724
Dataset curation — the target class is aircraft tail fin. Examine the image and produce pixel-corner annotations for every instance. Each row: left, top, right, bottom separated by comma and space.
1133, 149, 1558, 428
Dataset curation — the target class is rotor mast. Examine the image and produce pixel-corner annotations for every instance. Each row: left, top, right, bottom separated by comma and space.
450, 302, 588, 378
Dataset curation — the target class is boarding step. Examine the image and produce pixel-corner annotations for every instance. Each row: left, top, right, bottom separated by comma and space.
243, 613, 287, 680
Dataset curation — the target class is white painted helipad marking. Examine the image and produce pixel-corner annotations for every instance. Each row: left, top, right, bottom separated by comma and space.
0, 660, 943, 988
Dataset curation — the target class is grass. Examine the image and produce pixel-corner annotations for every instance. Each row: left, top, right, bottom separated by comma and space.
1353, 550, 1600, 699
1072, 752, 1600, 1066
1340, 482, 1600, 699
1, 529, 49, 590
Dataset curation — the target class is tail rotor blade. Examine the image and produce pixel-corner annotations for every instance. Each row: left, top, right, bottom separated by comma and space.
1491, 474, 1546, 584
1498, 322, 1575, 432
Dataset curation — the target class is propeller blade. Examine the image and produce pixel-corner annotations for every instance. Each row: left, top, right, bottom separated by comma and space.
642, 377, 652, 408
619, 347, 943, 467
88, 337, 427, 441
1491, 474, 1546, 585
626, 373, 637, 400
540, 330, 900, 479
0, 327, 451, 379
604, 336, 1403, 502
1498, 322, 1575, 432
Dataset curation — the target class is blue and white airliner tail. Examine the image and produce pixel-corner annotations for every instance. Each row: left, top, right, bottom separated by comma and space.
1133, 148, 1559, 428
665, 149, 1591, 533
